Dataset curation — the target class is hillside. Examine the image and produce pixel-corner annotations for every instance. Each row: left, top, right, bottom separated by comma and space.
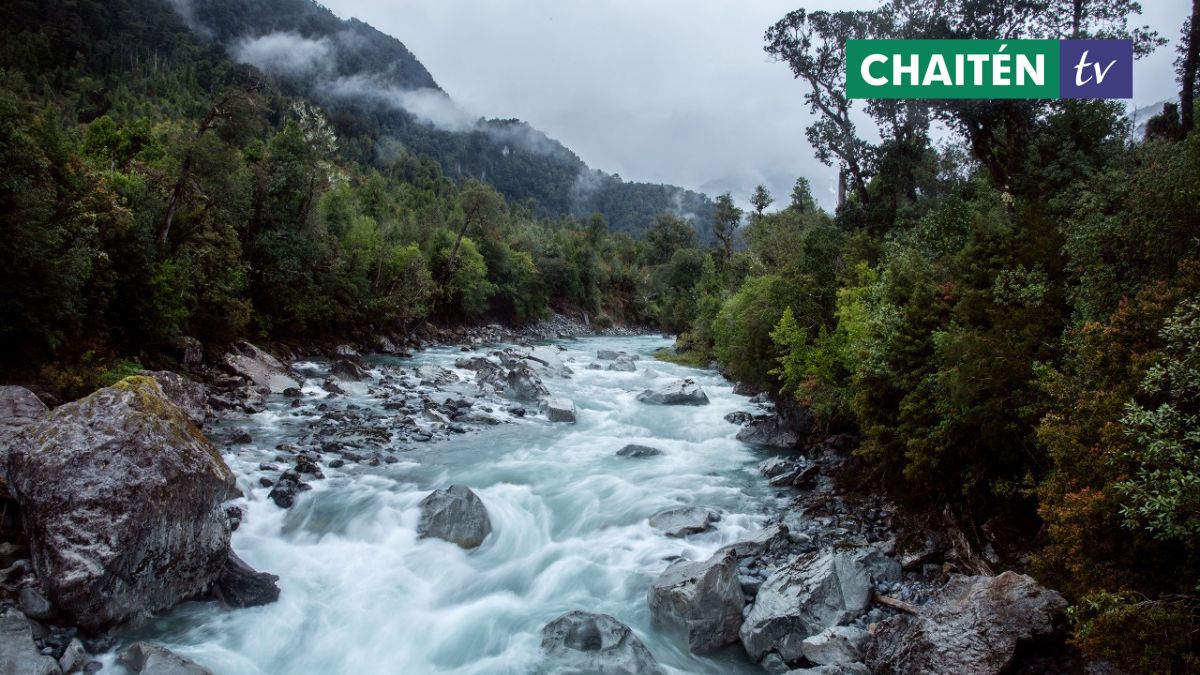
175, 0, 717, 236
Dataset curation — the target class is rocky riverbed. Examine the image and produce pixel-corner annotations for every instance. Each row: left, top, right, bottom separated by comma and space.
0, 331, 1076, 674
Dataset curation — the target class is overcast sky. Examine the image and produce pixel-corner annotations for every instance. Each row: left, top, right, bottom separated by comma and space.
321, 0, 1190, 209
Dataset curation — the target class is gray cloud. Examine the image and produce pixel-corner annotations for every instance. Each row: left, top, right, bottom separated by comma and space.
232, 32, 336, 78
318, 0, 1189, 210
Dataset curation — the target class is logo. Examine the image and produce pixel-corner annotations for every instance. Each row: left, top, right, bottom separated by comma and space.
846, 40, 1132, 99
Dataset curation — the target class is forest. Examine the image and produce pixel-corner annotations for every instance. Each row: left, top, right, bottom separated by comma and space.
1, 0, 1199, 670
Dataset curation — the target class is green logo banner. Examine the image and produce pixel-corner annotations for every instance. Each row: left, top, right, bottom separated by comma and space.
847, 40, 1062, 99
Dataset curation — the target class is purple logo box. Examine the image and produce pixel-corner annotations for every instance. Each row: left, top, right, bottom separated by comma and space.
1059, 40, 1133, 99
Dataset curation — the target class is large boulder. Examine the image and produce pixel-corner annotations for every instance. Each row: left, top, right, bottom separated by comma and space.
0, 609, 60, 675
739, 547, 900, 663
417, 485, 492, 549
542, 398, 577, 423
145, 371, 207, 426
118, 643, 212, 675
505, 364, 550, 402
649, 506, 719, 537
864, 571, 1067, 675
6, 376, 238, 630
540, 611, 663, 675
648, 550, 744, 653
636, 379, 709, 406
223, 341, 299, 394
522, 346, 573, 378
606, 357, 637, 373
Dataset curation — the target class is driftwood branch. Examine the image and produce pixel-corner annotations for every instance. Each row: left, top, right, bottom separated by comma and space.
873, 591, 918, 615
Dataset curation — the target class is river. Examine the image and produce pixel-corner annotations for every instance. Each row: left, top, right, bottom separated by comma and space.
111, 336, 784, 674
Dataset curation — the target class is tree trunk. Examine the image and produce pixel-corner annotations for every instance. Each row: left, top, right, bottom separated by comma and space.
1182, 1, 1200, 136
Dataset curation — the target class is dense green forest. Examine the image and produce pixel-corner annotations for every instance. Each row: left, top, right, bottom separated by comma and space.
657, 2, 1200, 671
3, 0, 1200, 670
0, 0, 723, 393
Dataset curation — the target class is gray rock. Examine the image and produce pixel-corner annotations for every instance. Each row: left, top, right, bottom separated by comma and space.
785, 665, 870, 675
18, 586, 54, 621
332, 344, 361, 361
331, 358, 370, 382
739, 547, 900, 662
605, 358, 637, 372
542, 398, 577, 424
144, 372, 208, 426
736, 416, 799, 449
505, 364, 549, 402
864, 571, 1067, 675
118, 642, 212, 675
716, 524, 793, 562
0, 609, 60, 675
223, 341, 299, 394
540, 611, 663, 675
58, 638, 87, 674
0, 386, 47, 444
724, 411, 753, 425
6, 376, 238, 631
210, 551, 280, 608
596, 349, 622, 360
649, 506, 719, 537
647, 550, 744, 653
417, 485, 493, 549
636, 379, 709, 406
455, 356, 498, 372
415, 365, 458, 386
616, 445, 663, 458
801, 626, 867, 666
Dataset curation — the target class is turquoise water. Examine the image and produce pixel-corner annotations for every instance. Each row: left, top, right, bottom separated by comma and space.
116, 336, 781, 674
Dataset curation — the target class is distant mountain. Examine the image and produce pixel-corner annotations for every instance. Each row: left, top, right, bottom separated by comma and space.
174, 0, 716, 237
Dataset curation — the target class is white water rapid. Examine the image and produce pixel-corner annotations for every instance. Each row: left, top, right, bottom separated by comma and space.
110, 336, 783, 674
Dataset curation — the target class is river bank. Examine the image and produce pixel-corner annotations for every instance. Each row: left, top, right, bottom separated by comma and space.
0, 327, 1090, 674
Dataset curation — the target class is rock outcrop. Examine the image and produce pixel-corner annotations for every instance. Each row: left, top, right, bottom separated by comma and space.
5, 376, 240, 630
739, 547, 900, 663
540, 611, 663, 675
864, 571, 1067, 675
417, 485, 493, 549
636, 379, 709, 406
647, 550, 744, 653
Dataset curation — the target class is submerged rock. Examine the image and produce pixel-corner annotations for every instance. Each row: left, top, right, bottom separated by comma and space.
605, 357, 637, 372
864, 571, 1067, 675
119, 642, 212, 675
648, 550, 744, 653
739, 547, 900, 663
6, 376, 238, 631
616, 444, 663, 458
542, 398, 577, 423
649, 506, 719, 537
596, 349, 622, 360
0, 609, 60, 675
636, 379, 709, 406
417, 485, 493, 549
540, 611, 663, 675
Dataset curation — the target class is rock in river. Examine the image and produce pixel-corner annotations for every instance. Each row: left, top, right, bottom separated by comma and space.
542, 397, 577, 423
636, 379, 709, 406
540, 611, 663, 675
648, 549, 744, 653
119, 642, 212, 675
616, 444, 663, 458
864, 571, 1067, 675
417, 485, 493, 549
5, 376, 240, 630
223, 341, 299, 394
739, 547, 900, 663
505, 363, 550, 402
649, 506, 719, 537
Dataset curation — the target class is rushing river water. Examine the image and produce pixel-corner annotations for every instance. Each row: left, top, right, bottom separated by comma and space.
112, 336, 784, 674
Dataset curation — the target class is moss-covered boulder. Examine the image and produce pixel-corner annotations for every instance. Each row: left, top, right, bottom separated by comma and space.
6, 376, 237, 631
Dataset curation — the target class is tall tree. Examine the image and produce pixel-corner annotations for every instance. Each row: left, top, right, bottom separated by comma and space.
712, 193, 741, 265
751, 185, 774, 216
1180, 0, 1200, 135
